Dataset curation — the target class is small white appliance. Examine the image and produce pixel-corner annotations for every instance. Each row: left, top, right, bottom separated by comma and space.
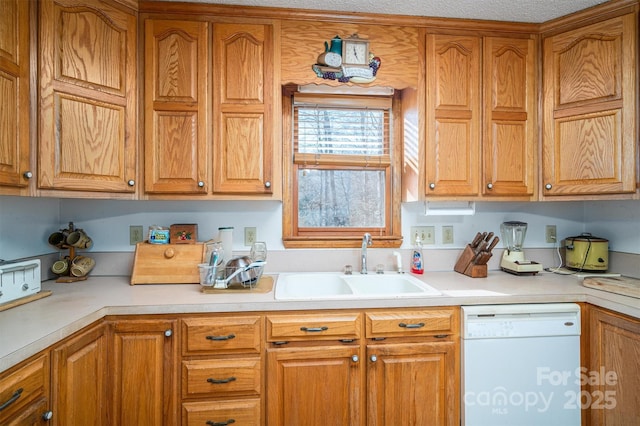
499, 221, 543, 275
0, 259, 41, 305
461, 303, 581, 426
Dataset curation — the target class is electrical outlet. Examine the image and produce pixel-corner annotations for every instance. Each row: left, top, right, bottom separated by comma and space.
411, 226, 435, 245
244, 227, 257, 246
129, 225, 144, 245
442, 226, 454, 244
545, 225, 557, 243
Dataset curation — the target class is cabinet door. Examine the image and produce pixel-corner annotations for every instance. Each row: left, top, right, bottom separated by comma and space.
483, 36, 537, 197
144, 19, 209, 194
0, 0, 31, 191
110, 318, 178, 426
51, 323, 107, 426
367, 341, 458, 426
266, 345, 363, 426
38, 0, 137, 194
542, 14, 637, 196
588, 307, 640, 426
425, 34, 481, 196
212, 23, 274, 195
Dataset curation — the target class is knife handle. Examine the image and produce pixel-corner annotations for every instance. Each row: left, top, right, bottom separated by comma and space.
487, 236, 500, 252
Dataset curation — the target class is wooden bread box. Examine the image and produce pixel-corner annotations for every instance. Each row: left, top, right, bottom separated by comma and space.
131, 242, 205, 285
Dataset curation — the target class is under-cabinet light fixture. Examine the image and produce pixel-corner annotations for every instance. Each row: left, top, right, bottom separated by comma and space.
424, 201, 476, 216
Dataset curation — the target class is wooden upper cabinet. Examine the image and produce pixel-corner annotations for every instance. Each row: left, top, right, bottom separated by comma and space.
212, 23, 275, 195
542, 13, 637, 196
38, 0, 137, 195
425, 34, 481, 197
144, 19, 209, 194
0, 0, 31, 192
483, 36, 537, 197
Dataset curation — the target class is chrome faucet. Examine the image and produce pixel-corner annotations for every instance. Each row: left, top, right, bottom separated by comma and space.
361, 233, 373, 274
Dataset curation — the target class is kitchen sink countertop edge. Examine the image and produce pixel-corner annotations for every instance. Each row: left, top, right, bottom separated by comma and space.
1, 271, 638, 373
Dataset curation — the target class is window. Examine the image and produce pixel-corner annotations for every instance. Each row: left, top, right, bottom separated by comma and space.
282, 87, 402, 248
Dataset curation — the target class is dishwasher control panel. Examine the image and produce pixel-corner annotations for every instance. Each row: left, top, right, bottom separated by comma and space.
462, 304, 581, 339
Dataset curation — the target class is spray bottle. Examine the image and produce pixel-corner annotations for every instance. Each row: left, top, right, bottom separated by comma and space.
411, 235, 424, 274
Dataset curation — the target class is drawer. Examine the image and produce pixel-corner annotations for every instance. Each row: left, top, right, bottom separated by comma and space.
266, 312, 361, 341
365, 308, 458, 338
182, 399, 261, 426
182, 358, 261, 398
182, 316, 262, 355
0, 353, 49, 423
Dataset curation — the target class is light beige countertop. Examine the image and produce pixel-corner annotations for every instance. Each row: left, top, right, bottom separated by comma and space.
1, 270, 638, 373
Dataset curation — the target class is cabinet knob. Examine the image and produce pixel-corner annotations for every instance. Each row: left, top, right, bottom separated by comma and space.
370, 355, 378, 362
127, 180, 135, 187
198, 181, 205, 188
429, 183, 435, 189
545, 183, 552, 190
264, 181, 271, 188
23, 171, 33, 179
486, 183, 493, 190
42, 411, 53, 421
164, 248, 175, 259
351, 355, 359, 363
164, 329, 173, 337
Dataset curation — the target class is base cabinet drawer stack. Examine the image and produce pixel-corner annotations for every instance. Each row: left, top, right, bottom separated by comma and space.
181, 315, 264, 426
0, 354, 51, 425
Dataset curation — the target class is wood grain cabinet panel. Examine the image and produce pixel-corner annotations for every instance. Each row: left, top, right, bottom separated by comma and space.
588, 306, 640, 426
367, 341, 458, 426
144, 19, 209, 194
212, 23, 274, 195
0, 354, 50, 425
51, 323, 108, 426
38, 0, 137, 195
542, 14, 637, 196
109, 318, 178, 426
266, 345, 363, 426
425, 34, 481, 197
423, 33, 537, 199
0, 0, 31, 192
482, 36, 537, 197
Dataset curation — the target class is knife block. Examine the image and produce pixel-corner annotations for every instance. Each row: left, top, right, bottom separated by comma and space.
454, 245, 488, 278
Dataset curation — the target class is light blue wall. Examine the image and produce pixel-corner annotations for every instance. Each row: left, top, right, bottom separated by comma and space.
1, 195, 639, 262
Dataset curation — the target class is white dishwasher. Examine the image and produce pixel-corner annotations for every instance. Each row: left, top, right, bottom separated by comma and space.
461, 303, 581, 426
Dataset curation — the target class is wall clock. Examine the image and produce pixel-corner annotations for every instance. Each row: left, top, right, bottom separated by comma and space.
342, 34, 370, 66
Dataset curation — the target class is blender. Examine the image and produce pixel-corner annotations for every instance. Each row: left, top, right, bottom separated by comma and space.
499, 221, 542, 275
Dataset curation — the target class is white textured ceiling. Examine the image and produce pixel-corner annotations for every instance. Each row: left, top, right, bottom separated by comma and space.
174, 0, 609, 23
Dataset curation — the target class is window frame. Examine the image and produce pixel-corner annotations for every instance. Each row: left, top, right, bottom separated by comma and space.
281, 85, 403, 248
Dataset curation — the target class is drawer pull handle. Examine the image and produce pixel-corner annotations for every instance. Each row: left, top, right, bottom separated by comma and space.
206, 334, 236, 341
398, 322, 425, 329
300, 326, 329, 332
0, 388, 23, 412
207, 377, 237, 384
206, 420, 236, 426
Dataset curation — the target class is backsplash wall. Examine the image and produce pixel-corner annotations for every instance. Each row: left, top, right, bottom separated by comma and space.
2, 195, 639, 262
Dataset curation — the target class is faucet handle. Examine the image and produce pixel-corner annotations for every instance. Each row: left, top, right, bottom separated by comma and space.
344, 264, 353, 275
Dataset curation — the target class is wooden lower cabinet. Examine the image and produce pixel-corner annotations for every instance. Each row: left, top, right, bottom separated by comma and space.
108, 317, 178, 426
588, 306, 640, 426
181, 315, 264, 426
367, 341, 458, 426
265, 308, 459, 426
51, 322, 108, 426
0, 353, 51, 425
266, 345, 363, 426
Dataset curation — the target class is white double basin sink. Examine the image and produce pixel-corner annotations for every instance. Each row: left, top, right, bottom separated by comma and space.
274, 272, 442, 300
